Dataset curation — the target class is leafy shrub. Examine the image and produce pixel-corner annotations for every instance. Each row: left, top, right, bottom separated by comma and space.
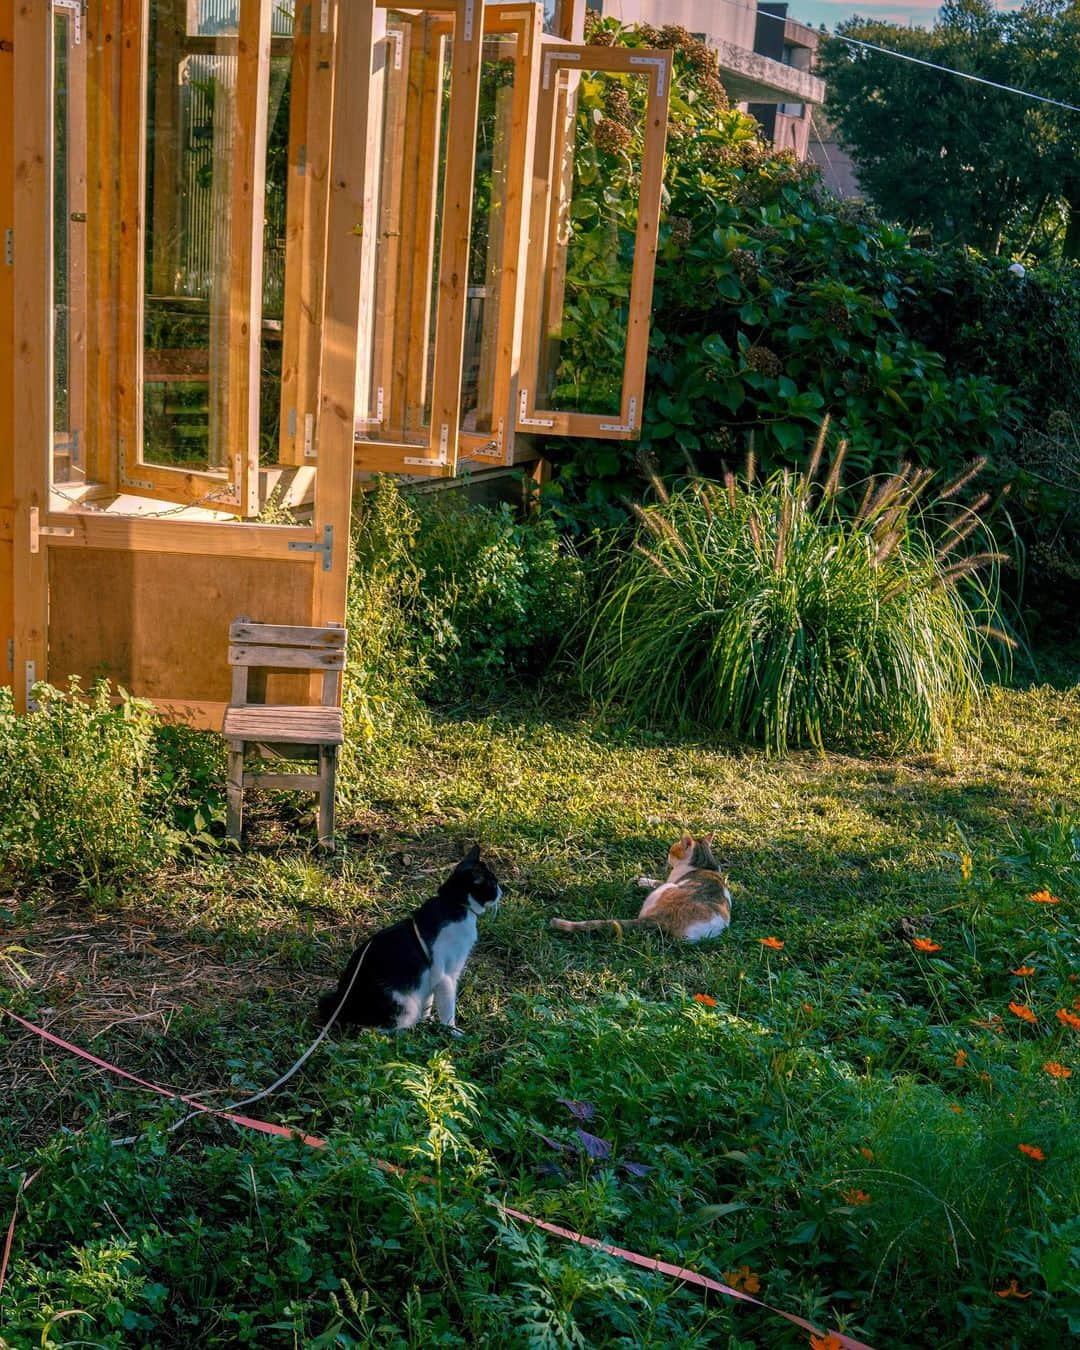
409, 493, 585, 690
0, 681, 174, 891
578, 448, 1010, 752
345, 479, 584, 708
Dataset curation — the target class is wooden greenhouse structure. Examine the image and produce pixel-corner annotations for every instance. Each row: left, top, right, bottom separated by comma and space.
0, 0, 671, 727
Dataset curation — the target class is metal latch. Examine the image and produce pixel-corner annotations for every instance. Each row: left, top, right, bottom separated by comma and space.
28, 506, 74, 552
288, 524, 334, 570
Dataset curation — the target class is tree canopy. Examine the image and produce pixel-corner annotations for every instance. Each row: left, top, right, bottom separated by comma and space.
818, 0, 1080, 260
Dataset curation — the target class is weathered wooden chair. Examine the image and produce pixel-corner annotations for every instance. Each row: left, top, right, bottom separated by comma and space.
222, 619, 347, 849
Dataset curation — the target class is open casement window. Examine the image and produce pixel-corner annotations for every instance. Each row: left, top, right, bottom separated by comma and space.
353, 2, 487, 477
48, 0, 328, 519
516, 43, 671, 440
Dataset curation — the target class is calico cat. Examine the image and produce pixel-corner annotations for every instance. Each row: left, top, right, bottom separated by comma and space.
551, 832, 731, 942
317, 845, 502, 1031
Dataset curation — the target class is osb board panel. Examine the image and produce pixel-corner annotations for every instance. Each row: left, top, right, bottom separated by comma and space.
49, 549, 315, 705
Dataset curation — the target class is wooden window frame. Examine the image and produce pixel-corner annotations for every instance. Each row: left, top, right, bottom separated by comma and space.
116, 0, 270, 515
516, 42, 671, 441
354, 0, 484, 479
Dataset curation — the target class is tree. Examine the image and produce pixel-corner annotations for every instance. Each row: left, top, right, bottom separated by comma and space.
818, 0, 1080, 260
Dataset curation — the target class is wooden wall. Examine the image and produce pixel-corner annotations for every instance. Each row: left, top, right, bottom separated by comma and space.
49, 549, 315, 709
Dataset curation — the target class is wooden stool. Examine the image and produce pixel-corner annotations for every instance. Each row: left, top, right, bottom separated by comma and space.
222, 619, 347, 848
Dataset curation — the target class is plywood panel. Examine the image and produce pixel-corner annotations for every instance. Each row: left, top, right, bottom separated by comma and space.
49, 548, 315, 704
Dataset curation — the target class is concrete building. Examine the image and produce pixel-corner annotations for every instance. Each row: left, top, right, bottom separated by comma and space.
592, 0, 825, 161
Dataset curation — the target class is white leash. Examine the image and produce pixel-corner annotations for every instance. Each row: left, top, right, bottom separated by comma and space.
111, 938, 373, 1147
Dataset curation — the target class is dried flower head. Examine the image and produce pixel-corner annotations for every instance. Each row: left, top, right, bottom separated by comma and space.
995, 1278, 1032, 1299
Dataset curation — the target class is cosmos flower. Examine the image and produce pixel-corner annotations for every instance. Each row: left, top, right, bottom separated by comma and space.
1043, 1060, 1072, 1079
1008, 1001, 1037, 1024
1011, 966, 1036, 977
912, 938, 941, 952
1029, 890, 1061, 904
1018, 1143, 1045, 1161
1055, 1008, 1080, 1030
693, 993, 717, 1007
995, 1278, 1032, 1299
759, 936, 784, 950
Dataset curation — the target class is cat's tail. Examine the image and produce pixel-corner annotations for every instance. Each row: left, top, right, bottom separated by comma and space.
550, 916, 656, 934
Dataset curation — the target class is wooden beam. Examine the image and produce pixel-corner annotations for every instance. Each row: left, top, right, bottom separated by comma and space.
85, 0, 120, 491
0, 0, 12, 687
313, 0, 365, 627
40, 510, 322, 561
278, 1, 312, 463
117, 0, 149, 499
12, 0, 51, 708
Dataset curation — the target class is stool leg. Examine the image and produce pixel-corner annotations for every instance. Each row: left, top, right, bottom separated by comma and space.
318, 744, 337, 850
227, 743, 245, 842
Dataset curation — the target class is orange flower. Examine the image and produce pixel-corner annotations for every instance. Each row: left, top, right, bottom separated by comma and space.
1056, 1008, 1080, 1030
721, 1264, 761, 1294
912, 937, 941, 952
1008, 1001, 1037, 1024
859, 1146, 874, 1161
693, 993, 717, 1007
809, 1335, 844, 1350
801, 1001, 814, 1014
841, 1188, 871, 1205
995, 1278, 1032, 1299
947, 1104, 963, 1114
954, 1049, 968, 1068
971, 1014, 1004, 1034
759, 937, 784, 950
1018, 1143, 1045, 1161
1011, 966, 1036, 977
1044, 1060, 1073, 1079
1029, 890, 1061, 904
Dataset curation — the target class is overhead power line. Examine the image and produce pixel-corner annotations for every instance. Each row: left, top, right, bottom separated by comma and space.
705, 0, 1080, 114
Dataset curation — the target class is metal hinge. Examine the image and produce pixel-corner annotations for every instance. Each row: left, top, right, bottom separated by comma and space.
52, 0, 82, 43
3, 229, 12, 267
404, 424, 449, 468
517, 388, 554, 429
25, 661, 38, 711
288, 523, 334, 570
6, 638, 12, 674
303, 412, 316, 459
296, 144, 306, 177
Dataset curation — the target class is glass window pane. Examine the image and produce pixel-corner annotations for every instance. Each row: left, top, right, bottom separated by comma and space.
537, 66, 650, 417
51, 8, 88, 487
142, 2, 238, 472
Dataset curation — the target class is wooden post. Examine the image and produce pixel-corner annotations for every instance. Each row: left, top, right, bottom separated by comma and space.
12, 0, 51, 709
0, 0, 13, 686
313, 0, 367, 628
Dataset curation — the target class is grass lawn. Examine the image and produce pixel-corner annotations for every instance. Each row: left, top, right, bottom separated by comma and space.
1, 665, 1077, 1347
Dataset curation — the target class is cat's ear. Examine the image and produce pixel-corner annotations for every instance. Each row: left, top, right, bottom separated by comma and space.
702, 832, 715, 847
459, 843, 481, 866
680, 831, 694, 848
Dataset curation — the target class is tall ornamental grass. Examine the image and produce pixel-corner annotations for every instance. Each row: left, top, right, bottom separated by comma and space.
579, 436, 1011, 753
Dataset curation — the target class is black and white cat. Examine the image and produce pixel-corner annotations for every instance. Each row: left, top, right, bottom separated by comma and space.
317, 845, 502, 1032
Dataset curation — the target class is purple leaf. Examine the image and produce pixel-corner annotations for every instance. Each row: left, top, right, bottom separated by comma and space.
575, 1128, 613, 1161
620, 1160, 652, 1178
557, 1097, 597, 1122
538, 1134, 567, 1154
